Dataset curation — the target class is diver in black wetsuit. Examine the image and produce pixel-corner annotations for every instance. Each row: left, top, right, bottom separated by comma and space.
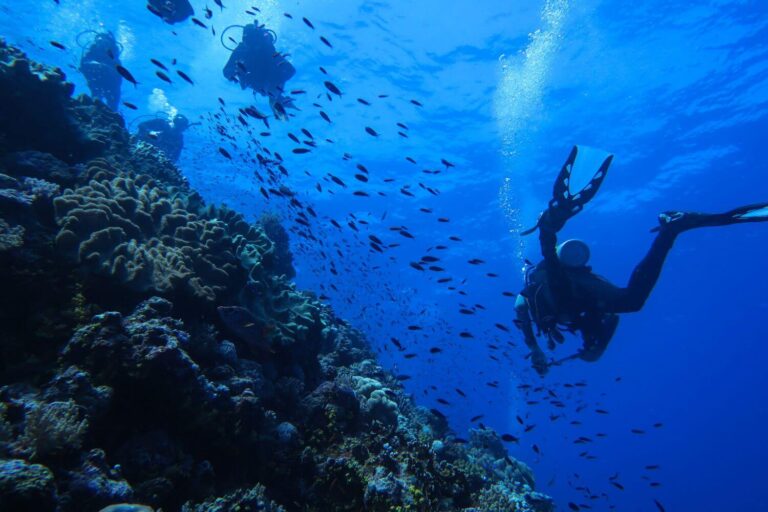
147, 0, 194, 24
78, 31, 122, 110
135, 114, 191, 162
515, 146, 768, 376
222, 22, 297, 119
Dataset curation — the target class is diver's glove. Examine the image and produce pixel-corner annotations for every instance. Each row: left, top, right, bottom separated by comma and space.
530, 349, 549, 377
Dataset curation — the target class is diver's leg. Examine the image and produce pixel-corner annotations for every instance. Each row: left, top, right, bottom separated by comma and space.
606, 229, 678, 313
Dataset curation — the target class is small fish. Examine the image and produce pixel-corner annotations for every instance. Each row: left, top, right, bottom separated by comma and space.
354, 174, 368, 182
610, 481, 625, 490
150, 59, 168, 71
213, 0, 224, 9
365, 127, 379, 137
204, 6, 213, 19
470, 415, 484, 422
568, 503, 580, 511
429, 347, 442, 354
177, 70, 194, 85
436, 398, 450, 405
122, 101, 138, 110
50, 41, 66, 50
116, 65, 138, 86
156, 71, 172, 83
459, 331, 473, 339
284, 12, 293, 19
320, 36, 333, 48
357, 98, 371, 106
532, 444, 541, 455
441, 158, 455, 168
501, 434, 519, 443
353, 191, 369, 197
302, 17, 314, 29
495, 323, 510, 332
319, 111, 331, 123
468, 258, 485, 265
324, 81, 342, 96
411, 99, 423, 107
653, 500, 666, 512
292, 148, 311, 154
192, 18, 208, 28
218, 147, 232, 159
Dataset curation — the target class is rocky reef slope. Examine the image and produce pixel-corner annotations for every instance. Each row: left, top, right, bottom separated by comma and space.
0, 40, 553, 512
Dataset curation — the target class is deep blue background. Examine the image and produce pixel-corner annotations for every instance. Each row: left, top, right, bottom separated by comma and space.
3, 1, 768, 510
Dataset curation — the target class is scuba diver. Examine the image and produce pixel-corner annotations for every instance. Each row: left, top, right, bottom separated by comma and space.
222, 22, 297, 120
515, 146, 768, 376
147, 0, 194, 24
135, 114, 193, 162
78, 31, 122, 111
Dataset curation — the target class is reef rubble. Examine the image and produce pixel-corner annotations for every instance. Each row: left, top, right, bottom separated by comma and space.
0, 40, 553, 512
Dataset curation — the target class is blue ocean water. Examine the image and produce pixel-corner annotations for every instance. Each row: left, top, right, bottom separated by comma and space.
2, 0, 767, 510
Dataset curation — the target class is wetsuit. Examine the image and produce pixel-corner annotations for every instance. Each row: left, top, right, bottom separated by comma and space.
148, 0, 194, 24
79, 33, 122, 110
136, 119, 185, 162
223, 23, 296, 116
516, 216, 679, 367
516, 202, 768, 371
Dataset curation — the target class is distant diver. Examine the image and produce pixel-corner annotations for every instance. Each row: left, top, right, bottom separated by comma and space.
515, 146, 768, 376
147, 0, 194, 24
78, 31, 123, 110
222, 22, 297, 120
135, 114, 193, 162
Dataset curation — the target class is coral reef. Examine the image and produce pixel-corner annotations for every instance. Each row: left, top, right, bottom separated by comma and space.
0, 40, 552, 512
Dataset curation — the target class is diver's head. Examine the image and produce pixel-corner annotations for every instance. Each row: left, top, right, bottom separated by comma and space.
172, 114, 190, 130
556, 239, 590, 268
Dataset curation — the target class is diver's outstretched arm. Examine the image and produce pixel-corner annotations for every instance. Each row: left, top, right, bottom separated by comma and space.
514, 296, 548, 376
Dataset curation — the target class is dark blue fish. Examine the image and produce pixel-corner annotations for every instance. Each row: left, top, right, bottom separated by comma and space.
150, 58, 168, 71
324, 81, 342, 96
156, 71, 172, 83
116, 65, 138, 86
177, 70, 194, 84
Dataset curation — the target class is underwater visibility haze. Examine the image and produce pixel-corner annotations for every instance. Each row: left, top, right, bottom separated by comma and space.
1, 0, 768, 511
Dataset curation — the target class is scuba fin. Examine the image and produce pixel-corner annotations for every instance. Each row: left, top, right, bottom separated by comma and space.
652, 202, 768, 233
522, 146, 614, 236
